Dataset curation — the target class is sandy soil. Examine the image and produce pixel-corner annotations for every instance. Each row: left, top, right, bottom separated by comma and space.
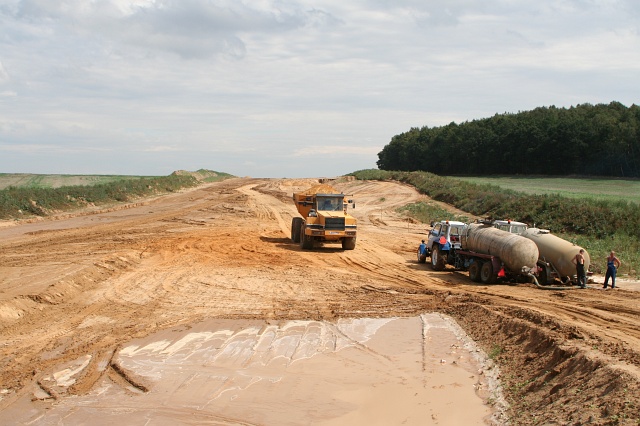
1, 177, 639, 425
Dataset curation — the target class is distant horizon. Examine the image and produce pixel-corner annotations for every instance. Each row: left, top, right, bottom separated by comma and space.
3, 169, 640, 182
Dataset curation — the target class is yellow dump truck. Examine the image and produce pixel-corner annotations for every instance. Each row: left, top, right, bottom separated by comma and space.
291, 184, 357, 250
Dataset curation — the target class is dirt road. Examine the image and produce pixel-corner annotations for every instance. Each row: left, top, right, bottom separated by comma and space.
1, 178, 639, 425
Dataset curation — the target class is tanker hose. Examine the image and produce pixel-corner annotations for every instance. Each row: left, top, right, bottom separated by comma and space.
530, 274, 579, 290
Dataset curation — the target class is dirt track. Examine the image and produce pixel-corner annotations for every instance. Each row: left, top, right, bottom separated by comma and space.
1, 177, 639, 425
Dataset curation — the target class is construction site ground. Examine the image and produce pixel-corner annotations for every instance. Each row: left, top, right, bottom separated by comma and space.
1, 178, 639, 425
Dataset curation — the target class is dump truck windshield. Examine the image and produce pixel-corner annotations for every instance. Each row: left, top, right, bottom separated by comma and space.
317, 196, 343, 211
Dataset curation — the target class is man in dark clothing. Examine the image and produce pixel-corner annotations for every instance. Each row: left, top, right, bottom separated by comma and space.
572, 249, 587, 288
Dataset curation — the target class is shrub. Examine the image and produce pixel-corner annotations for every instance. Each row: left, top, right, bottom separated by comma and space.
0, 174, 198, 219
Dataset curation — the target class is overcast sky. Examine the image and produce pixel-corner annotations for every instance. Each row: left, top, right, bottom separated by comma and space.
0, 0, 638, 178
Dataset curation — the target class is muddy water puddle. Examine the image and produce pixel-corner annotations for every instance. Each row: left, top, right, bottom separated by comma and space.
7, 313, 504, 425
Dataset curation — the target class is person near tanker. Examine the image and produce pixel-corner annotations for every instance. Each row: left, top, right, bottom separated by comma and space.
572, 249, 587, 288
602, 251, 621, 289
418, 240, 427, 256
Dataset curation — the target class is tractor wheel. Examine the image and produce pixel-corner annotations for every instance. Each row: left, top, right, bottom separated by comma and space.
342, 237, 356, 250
291, 217, 302, 242
300, 223, 313, 249
480, 262, 498, 284
430, 246, 446, 271
468, 261, 482, 282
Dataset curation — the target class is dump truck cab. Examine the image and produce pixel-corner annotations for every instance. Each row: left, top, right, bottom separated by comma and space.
291, 185, 357, 250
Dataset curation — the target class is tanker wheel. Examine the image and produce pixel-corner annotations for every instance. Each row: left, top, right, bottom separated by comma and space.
342, 237, 356, 250
468, 261, 482, 282
291, 217, 302, 243
299, 223, 313, 249
480, 262, 497, 284
431, 246, 446, 271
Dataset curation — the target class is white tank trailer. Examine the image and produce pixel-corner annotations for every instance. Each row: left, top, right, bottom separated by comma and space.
462, 224, 539, 273
522, 228, 590, 284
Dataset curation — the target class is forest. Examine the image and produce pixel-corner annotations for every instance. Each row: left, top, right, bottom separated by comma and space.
376, 102, 640, 177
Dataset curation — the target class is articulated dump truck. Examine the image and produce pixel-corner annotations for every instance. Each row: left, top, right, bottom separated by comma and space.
291, 184, 357, 250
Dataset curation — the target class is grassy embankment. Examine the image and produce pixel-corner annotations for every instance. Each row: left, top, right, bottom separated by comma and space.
0, 169, 233, 220
350, 169, 640, 277
0, 173, 155, 190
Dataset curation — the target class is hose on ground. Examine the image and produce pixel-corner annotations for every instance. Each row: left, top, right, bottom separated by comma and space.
530, 274, 580, 290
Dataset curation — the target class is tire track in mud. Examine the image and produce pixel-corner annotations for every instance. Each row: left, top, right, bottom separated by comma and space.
0, 181, 250, 399
236, 183, 296, 239
339, 226, 640, 364
2, 177, 640, 425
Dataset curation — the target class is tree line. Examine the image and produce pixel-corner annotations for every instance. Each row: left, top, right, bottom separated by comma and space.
376, 102, 640, 177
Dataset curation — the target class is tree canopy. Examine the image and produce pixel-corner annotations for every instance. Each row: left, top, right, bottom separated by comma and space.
377, 102, 640, 178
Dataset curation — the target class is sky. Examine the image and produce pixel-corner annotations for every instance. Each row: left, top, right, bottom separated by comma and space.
0, 0, 639, 178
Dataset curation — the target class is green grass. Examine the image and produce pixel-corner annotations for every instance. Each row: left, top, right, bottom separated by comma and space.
0, 170, 234, 220
488, 344, 504, 360
565, 232, 639, 277
0, 173, 155, 190
192, 169, 235, 183
451, 176, 640, 204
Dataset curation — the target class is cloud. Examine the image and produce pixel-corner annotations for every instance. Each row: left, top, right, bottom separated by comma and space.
0, 142, 108, 153
6, 0, 322, 60
0, 0, 638, 177
292, 145, 381, 157
0, 62, 9, 82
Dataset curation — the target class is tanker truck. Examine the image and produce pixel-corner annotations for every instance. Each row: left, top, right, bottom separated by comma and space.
491, 220, 591, 285
521, 228, 590, 285
422, 220, 538, 284
291, 184, 357, 250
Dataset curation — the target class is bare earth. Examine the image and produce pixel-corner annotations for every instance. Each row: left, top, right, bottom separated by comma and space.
1, 178, 639, 425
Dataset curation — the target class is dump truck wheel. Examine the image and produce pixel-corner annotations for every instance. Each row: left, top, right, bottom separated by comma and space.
480, 262, 497, 284
300, 223, 313, 249
430, 246, 446, 271
291, 217, 302, 242
342, 237, 356, 250
468, 261, 482, 282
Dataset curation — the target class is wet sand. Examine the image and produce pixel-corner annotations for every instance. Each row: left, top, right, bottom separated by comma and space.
2, 177, 640, 425
4, 314, 501, 425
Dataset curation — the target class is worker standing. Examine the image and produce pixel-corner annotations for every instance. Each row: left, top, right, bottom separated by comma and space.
602, 251, 621, 289
572, 249, 587, 288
